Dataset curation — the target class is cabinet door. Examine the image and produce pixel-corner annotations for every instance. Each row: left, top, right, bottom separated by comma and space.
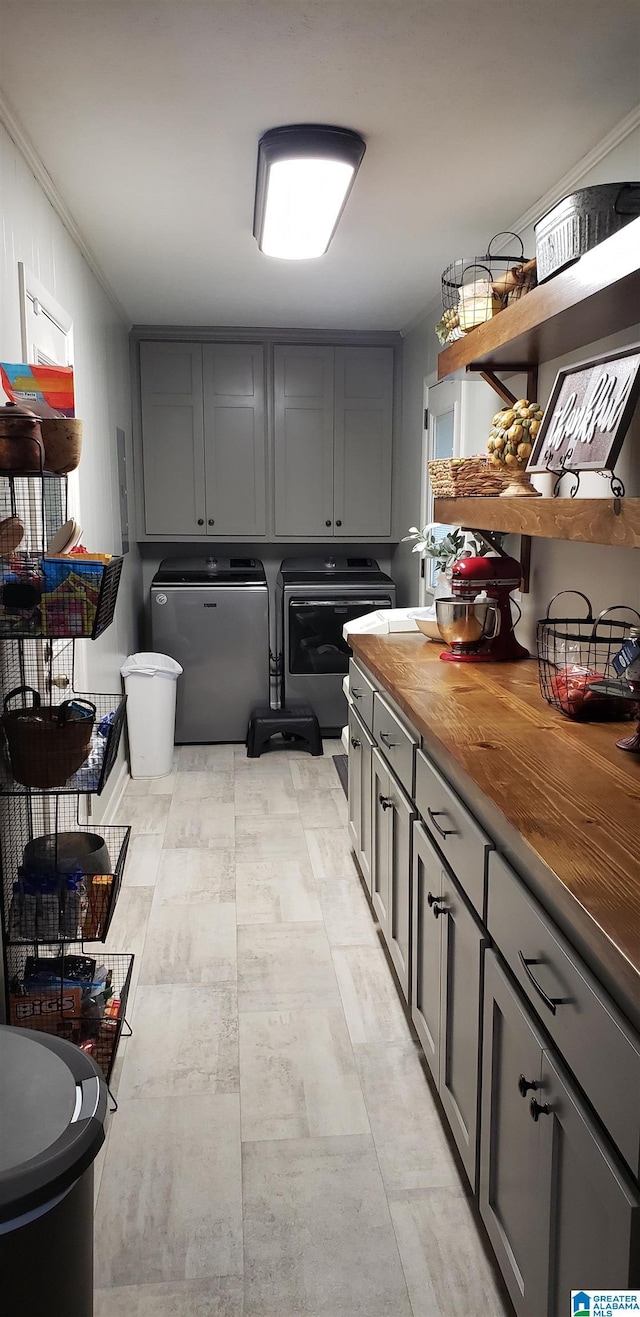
479, 951, 549, 1317
371, 748, 391, 935
411, 820, 446, 1081
348, 705, 364, 859
540, 1049, 640, 1315
333, 346, 394, 537
439, 870, 487, 1188
140, 341, 206, 535
274, 345, 334, 536
386, 772, 415, 1003
359, 727, 374, 894
202, 344, 266, 535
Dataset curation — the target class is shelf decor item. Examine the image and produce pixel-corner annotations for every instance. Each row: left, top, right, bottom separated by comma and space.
487, 400, 543, 496
40, 418, 83, 474
439, 233, 535, 344
527, 344, 640, 488
0, 402, 45, 473
537, 592, 640, 721
427, 455, 506, 497
535, 183, 640, 283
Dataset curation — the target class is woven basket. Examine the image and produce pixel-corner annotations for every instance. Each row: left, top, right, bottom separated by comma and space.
428, 456, 506, 498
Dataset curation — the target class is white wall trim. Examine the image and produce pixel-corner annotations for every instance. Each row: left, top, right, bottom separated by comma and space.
95, 757, 130, 826
0, 89, 131, 328
495, 102, 640, 250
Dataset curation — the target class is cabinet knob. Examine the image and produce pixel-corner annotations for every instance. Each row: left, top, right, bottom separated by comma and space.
336, 519, 342, 527
378, 794, 393, 812
518, 1074, 538, 1097
197, 518, 204, 526
350, 736, 361, 749
208, 518, 215, 525
432, 902, 447, 919
529, 1098, 551, 1122
326, 519, 332, 527
426, 891, 441, 907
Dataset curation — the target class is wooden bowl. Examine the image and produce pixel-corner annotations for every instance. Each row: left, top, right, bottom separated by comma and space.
41, 419, 83, 474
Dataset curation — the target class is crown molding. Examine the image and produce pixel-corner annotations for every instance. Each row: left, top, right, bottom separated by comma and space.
0, 90, 131, 327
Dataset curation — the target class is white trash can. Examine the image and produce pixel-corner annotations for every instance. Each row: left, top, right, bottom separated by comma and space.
120, 652, 183, 778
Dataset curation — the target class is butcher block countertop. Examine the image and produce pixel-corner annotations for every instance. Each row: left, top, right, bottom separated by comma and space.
350, 633, 640, 1030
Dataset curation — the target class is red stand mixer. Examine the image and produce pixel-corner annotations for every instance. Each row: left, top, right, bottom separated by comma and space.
439, 555, 528, 662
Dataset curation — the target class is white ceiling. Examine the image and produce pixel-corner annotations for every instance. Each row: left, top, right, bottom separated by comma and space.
1, 0, 639, 331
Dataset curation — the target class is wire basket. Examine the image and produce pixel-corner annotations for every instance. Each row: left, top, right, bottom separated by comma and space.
0, 689, 126, 795
0, 471, 67, 557
7, 947, 133, 1081
440, 232, 536, 338
537, 592, 640, 720
2, 794, 130, 945
0, 553, 123, 640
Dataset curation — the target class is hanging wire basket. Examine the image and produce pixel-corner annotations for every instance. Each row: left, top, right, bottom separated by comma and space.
438, 232, 536, 343
536, 591, 640, 720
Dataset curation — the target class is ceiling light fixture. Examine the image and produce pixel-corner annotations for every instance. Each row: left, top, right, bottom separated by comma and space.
253, 124, 366, 260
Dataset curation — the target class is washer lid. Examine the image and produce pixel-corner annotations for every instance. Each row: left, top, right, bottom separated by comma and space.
0, 1027, 107, 1222
153, 556, 266, 585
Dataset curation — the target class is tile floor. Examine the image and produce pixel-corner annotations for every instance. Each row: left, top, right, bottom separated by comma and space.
93, 740, 511, 1316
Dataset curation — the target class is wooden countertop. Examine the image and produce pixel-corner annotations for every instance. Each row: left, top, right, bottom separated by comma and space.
350, 633, 640, 1029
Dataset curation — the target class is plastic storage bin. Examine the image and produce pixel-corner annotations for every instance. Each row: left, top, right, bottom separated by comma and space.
121, 652, 183, 778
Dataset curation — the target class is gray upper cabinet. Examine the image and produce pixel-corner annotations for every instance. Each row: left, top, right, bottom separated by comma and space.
202, 344, 266, 536
273, 345, 335, 537
273, 343, 394, 538
334, 346, 394, 536
140, 341, 206, 536
139, 340, 266, 538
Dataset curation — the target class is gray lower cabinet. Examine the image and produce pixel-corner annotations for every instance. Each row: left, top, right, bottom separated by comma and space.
139, 340, 266, 537
371, 747, 414, 1001
273, 343, 394, 537
347, 703, 374, 894
480, 951, 640, 1317
412, 818, 486, 1187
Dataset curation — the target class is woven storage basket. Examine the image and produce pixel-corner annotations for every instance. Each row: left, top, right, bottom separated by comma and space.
428, 456, 506, 498
2, 686, 95, 788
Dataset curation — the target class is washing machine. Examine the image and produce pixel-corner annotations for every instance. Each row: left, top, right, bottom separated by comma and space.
151, 556, 269, 742
276, 556, 396, 734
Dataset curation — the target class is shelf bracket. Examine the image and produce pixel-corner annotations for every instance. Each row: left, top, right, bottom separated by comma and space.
478, 371, 517, 406
474, 365, 539, 408
457, 525, 531, 595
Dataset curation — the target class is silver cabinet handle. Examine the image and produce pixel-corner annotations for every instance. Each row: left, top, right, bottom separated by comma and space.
351, 688, 364, 700
427, 808, 456, 839
350, 736, 361, 749
518, 952, 563, 1016
380, 731, 397, 748
378, 794, 393, 811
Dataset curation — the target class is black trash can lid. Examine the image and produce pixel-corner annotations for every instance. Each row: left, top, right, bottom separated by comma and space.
0, 1026, 107, 1224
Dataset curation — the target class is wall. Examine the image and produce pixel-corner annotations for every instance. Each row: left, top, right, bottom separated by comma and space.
392, 121, 640, 650
0, 119, 141, 821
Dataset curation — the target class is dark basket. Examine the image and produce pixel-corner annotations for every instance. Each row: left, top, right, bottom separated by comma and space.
2, 687, 95, 786
440, 232, 535, 337
7, 948, 134, 1082
0, 689, 126, 795
0, 554, 123, 640
2, 794, 130, 945
537, 591, 640, 721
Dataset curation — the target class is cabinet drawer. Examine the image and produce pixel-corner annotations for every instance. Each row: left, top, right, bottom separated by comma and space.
373, 692, 417, 797
348, 660, 376, 732
415, 749, 492, 919
487, 852, 640, 1179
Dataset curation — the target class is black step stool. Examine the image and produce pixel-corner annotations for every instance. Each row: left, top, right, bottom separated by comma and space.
246, 704, 323, 758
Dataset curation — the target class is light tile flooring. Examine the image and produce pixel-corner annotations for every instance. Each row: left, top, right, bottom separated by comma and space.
94, 741, 511, 1317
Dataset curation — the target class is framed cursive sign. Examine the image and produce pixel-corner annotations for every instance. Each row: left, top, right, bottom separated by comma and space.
528, 343, 640, 474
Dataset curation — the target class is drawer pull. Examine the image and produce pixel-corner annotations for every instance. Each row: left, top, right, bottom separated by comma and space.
350, 736, 361, 749
518, 952, 562, 1016
379, 731, 398, 748
432, 902, 447, 919
351, 688, 364, 700
518, 1074, 539, 1097
379, 794, 394, 812
530, 1098, 551, 1122
427, 808, 457, 839
427, 891, 442, 907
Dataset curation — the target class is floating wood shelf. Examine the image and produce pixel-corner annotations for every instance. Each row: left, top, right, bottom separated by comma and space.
434, 496, 640, 548
437, 217, 640, 379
